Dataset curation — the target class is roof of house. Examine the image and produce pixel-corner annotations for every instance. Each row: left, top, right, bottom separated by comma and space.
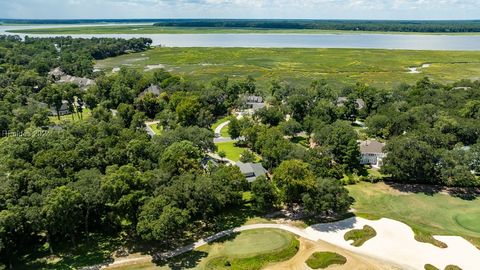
57, 75, 95, 90
48, 67, 65, 77
359, 140, 385, 154
246, 95, 264, 103
139, 84, 161, 97
236, 162, 267, 182
336, 97, 365, 110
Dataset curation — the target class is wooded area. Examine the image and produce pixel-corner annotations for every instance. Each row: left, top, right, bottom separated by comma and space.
1, 35, 479, 268
154, 19, 480, 33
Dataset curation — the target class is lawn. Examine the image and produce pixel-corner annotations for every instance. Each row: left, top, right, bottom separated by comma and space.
216, 141, 246, 162
196, 229, 299, 270
148, 123, 163, 135
305, 252, 347, 269
9, 25, 480, 35
96, 47, 480, 88
347, 182, 480, 247
343, 225, 377, 247
48, 108, 91, 124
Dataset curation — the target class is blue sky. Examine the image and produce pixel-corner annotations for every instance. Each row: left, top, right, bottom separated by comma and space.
1, 0, 479, 20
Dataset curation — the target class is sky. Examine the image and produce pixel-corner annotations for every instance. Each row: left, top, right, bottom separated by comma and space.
1, 0, 479, 20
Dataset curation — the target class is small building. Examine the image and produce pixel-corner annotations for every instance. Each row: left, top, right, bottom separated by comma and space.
58, 75, 95, 91
244, 95, 266, 113
48, 67, 66, 80
359, 140, 386, 168
236, 162, 267, 182
50, 100, 70, 116
138, 84, 161, 98
336, 97, 365, 110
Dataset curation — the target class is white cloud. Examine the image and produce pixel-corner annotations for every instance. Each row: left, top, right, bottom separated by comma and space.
0, 0, 479, 19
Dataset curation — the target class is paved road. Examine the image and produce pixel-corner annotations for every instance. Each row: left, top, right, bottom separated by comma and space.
214, 120, 230, 136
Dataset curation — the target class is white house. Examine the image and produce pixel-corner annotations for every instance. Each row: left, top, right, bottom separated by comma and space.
359, 140, 386, 168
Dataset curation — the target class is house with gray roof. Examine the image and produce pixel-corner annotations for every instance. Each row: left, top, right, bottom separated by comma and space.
243, 95, 266, 113
336, 97, 365, 110
236, 162, 267, 182
359, 140, 386, 168
138, 84, 161, 98
50, 100, 70, 116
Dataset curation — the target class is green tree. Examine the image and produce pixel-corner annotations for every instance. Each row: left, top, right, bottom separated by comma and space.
160, 141, 202, 175
137, 196, 190, 243
272, 160, 316, 204
251, 176, 279, 210
228, 117, 241, 139
381, 136, 439, 183
176, 96, 201, 126
302, 178, 353, 216
43, 186, 82, 250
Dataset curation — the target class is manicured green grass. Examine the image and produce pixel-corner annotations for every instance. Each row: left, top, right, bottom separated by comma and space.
9, 25, 480, 35
215, 141, 246, 162
305, 252, 347, 269
198, 229, 299, 270
347, 182, 480, 248
424, 264, 440, 270
148, 123, 163, 135
343, 225, 377, 247
48, 108, 91, 124
96, 47, 480, 88
412, 227, 447, 248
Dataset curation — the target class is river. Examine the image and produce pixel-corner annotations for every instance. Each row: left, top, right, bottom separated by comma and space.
1, 25, 480, 51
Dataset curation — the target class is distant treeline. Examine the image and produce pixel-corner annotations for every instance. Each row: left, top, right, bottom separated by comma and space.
153, 19, 480, 33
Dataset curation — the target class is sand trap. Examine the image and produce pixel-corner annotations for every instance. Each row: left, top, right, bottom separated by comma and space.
144, 64, 165, 71
422, 63, 431, 68
305, 217, 480, 270
264, 238, 397, 270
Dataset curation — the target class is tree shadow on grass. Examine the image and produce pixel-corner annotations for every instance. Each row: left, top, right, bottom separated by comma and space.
385, 181, 480, 201
15, 233, 120, 270
153, 250, 208, 270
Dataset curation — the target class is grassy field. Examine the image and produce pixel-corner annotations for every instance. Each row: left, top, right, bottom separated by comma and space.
48, 108, 91, 124
343, 225, 377, 247
8, 25, 480, 35
96, 47, 480, 88
305, 252, 347, 269
216, 141, 246, 162
347, 182, 480, 246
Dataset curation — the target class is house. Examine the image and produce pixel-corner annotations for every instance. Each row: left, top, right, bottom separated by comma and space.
236, 162, 267, 182
58, 75, 95, 91
359, 140, 386, 168
243, 95, 266, 113
138, 84, 161, 98
48, 67, 66, 80
50, 100, 70, 116
336, 97, 365, 110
